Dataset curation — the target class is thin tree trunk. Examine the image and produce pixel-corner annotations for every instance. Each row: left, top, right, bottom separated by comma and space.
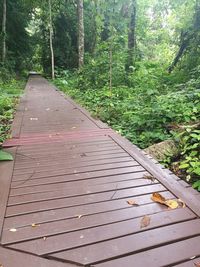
77, 0, 84, 68
109, 39, 113, 94
48, 0, 55, 79
126, 0, 136, 71
2, 0, 7, 63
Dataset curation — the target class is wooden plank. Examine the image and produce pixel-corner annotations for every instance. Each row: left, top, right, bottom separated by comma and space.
11, 165, 145, 189
110, 134, 200, 216
12, 161, 140, 182
6, 183, 166, 216
8, 178, 158, 205
0, 246, 74, 267
10, 171, 149, 196
4, 191, 174, 229
2, 202, 171, 244
50, 220, 200, 265
7, 208, 195, 256
92, 236, 200, 267
13, 156, 135, 176
0, 148, 16, 239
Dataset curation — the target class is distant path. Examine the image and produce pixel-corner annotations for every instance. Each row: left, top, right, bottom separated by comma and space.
0, 74, 200, 267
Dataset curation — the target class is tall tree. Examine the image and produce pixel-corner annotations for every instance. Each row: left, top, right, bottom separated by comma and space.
168, 0, 200, 73
77, 0, 84, 68
48, 0, 55, 79
126, 0, 136, 71
1, 0, 6, 62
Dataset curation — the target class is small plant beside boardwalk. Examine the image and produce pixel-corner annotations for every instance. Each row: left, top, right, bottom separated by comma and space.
0, 79, 24, 160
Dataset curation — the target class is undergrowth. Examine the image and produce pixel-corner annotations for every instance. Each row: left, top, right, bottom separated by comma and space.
54, 64, 200, 189
0, 79, 24, 143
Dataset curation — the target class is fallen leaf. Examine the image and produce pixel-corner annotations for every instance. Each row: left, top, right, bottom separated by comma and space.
178, 199, 186, 208
194, 262, 200, 267
151, 192, 166, 204
151, 192, 179, 209
165, 199, 179, 209
9, 228, 17, 232
31, 223, 40, 228
127, 200, 139, 206
143, 174, 155, 182
140, 215, 151, 228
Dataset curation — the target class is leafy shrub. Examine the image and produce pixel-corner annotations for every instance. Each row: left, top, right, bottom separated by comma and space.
176, 128, 200, 190
0, 80, 24, 143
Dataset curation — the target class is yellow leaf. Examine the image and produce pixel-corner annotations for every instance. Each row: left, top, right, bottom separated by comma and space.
165, 200, 179, 209
140, 215, 151, 228
151, 192, 180, 210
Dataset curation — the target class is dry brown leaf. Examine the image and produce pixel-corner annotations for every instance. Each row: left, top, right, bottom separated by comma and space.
127, 200, 139, 206
143, 174, 155, 182
140, 215, 151, 228
9, 228, 17, 232
151, 192, 166, 204
31, 223, 40, 228
194, 262, 200, 267
151, 192, 179, 209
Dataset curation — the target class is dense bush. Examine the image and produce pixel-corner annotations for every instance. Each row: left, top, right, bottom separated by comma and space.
0, 80, 24, 143
54, 64, 200, 149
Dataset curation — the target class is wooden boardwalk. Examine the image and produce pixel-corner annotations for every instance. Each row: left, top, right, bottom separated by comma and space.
0, 74, 200, 267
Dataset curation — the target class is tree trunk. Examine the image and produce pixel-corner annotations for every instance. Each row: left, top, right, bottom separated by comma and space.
77, 0, 84, 68
126, 0, 136, 71
2, 0, 7, 63
168, 34, 191, 73
48, 0, 55, 79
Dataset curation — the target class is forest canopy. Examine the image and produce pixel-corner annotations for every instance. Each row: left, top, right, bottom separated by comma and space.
0, 0, 200, 188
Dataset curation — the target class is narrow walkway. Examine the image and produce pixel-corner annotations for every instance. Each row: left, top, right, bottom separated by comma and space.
0, 75, 200, 267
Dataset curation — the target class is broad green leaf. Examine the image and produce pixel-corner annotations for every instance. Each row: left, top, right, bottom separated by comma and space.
0, 150, 13, 161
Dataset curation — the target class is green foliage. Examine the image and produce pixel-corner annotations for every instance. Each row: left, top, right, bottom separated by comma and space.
0, 150, 13, 161
177, 128, 200, 189
0, 79, 24, 143
54, 63, 200, 149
